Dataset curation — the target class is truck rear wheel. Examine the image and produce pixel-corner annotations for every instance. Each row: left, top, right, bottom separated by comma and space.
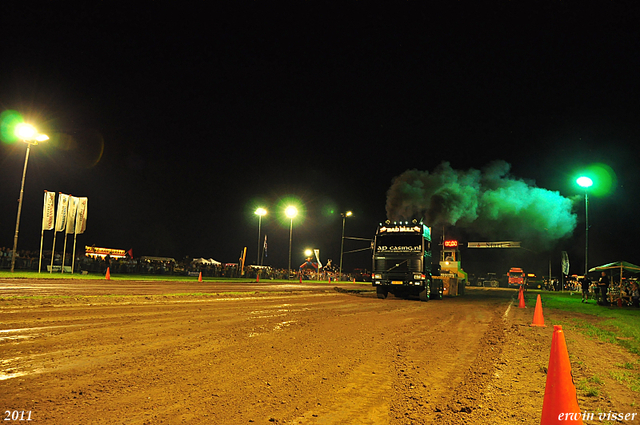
376, 287, 388, 299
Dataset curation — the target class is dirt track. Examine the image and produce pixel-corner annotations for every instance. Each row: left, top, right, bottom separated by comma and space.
1, 280, 638, 424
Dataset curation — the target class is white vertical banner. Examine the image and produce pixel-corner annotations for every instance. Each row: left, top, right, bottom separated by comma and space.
66, 196, 79, 234
62, 196, 79, 272
55, 194, 70, 232
313, 249, 323, 268
561, 251, 570, 276
314, 249, 322, 282
75, 198, 88, 234
42, 191, 55, 231
51, 193, 69, 273
71, 197, 88, 274
40, 191, 56, 273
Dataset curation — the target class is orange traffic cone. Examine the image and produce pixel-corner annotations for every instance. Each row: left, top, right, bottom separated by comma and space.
540, 325, 583, 424
299, 274, 302, 283
105, 267, 111, 281
256, 274, 260, 283
518, 286, 526, 308
198, 271, 202, 282
531, 294, 546, 327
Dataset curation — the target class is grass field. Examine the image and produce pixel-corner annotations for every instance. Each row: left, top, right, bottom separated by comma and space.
0, 270, 368, 284
528, 290, 640, 356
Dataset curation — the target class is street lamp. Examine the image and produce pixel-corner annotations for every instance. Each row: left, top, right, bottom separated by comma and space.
11, 123, 49, 272
577, 176, 593, 275
339, 211, 352, 278
285, 206, 298, 279
255, 207, 267, 265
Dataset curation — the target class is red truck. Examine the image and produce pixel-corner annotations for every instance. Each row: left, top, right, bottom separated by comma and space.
508, 267, 525, 288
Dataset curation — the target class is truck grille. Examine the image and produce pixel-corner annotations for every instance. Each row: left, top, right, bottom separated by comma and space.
375, 258, 422, 272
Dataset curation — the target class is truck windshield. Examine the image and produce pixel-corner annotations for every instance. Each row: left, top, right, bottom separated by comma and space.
375, 234, 422, 253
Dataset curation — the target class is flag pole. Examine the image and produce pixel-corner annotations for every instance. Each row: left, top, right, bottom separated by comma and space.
62, 233, 68, 274
39, 228, 44, 273
50, 231, 57, 273
71, 233, 77, 274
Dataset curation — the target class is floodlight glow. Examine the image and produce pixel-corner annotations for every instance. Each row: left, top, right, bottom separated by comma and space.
346, 211, 353, 217
584, 163, 616, 197
255, 207, 267, 216
285, 206, 298, 219
35, 134, 49, 142
304, 249, 313, 256
15, 123, 37, 140
576, 176, 593, 188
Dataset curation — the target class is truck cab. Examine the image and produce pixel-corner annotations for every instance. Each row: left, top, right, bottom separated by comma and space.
371, 220, 441, 301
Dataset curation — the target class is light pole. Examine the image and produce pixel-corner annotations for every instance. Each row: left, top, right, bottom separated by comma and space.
577, 176, 593, 275
339, 211, 352, 278
255, 207, 267, 265
285, 206, 298, 279
11, 123, 49, 272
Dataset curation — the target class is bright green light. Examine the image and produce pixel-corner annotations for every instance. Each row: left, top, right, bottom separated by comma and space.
255, 207, 267, 216
0, 110, 24, 144
285, 206, 298, 219
576, 176, 593, 188
575, 163, 616, 196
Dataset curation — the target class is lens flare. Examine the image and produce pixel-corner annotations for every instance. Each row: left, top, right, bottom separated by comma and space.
584, 163, 616, 197
0, 110, 24, 144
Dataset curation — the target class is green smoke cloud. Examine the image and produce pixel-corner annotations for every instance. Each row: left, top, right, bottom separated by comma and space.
386, 161, 577, 249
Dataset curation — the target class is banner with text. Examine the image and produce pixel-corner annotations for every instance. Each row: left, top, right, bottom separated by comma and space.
75, 197, 88, 234
467, 241, 521, 248
42, 191, 55, 231
55, 193, 70, 232
66, 196, 79, 234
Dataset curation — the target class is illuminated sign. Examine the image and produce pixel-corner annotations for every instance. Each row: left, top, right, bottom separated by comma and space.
444, 240, 458, 247
85, 246, 127, 259
467, 241, 521, 248
376, 245, 421, 253
379, 226, 421, 233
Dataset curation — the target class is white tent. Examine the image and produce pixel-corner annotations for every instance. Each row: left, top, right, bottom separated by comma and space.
192, 258, 221, 266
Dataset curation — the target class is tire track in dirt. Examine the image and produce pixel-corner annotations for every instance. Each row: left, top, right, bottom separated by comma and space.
385, 298, 508, 425
2, 285, 517, 424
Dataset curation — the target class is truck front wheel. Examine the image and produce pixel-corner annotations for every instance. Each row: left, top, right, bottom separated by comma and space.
376, 286, 388, 299
419, 287, 429, 302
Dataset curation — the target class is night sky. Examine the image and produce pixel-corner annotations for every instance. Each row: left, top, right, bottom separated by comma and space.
1, 3, 639, 277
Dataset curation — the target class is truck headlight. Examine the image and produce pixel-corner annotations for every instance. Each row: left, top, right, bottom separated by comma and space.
413, 274, 424, 280
373, 274, 382, 279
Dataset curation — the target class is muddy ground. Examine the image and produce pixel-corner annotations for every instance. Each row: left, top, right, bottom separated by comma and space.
1, 279, 638, 424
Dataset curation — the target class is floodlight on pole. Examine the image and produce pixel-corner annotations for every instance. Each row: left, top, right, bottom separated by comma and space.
285, 206, 298, 279
576, 176, 593, 276
255, 207, 267, 265
339, 211, 352, 278
10, 123, 49, 272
